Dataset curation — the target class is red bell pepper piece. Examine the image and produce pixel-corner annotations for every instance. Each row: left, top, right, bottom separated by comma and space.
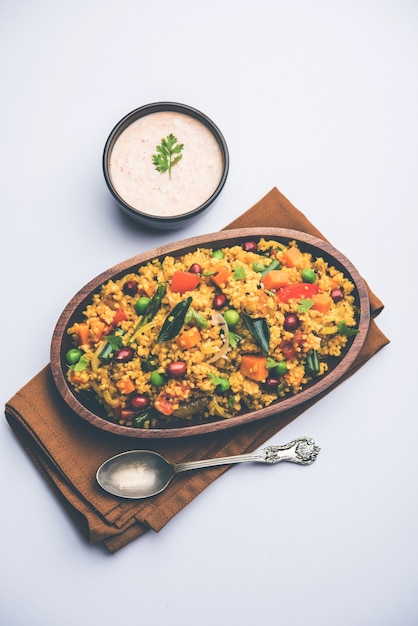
171, 271, 201, 294
112, 308, 128, 326
276, 283, 319, 303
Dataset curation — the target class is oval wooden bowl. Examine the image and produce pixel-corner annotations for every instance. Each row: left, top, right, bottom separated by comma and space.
50, 228, 370, 438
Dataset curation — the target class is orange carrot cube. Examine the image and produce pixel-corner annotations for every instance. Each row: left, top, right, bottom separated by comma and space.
176, 326, 202, 350
240, 354, 269, 381
116, 378, 136, 395
261, 269, 290, 290
282, 246, 304, 268
311, 293, 332, 314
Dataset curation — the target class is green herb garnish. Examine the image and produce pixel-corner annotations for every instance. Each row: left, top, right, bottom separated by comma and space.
132, 411, 154, 428
157, 297, 192, 343
242, 313, 270, 356
208, 373, 230, 393
71, 355, 89, 372
186, 307, 208, 329
152, 134, 184, 179
266, 358, 287, 376
99, 329, 125, 360
102, 334, 124, 351
266, 357, 280, 369
233, 265, 246, 280
337, 320, 359, 337
252, 261, 265, 273
297, 298, 314, 313
306, 350, 320, 375
228, 330, 242, 349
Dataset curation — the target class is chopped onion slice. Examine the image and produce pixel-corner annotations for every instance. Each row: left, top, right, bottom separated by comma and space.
91, 340, 107, 373
207, 312, 231, 363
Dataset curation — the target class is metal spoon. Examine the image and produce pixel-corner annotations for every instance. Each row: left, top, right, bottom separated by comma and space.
96, 436, 320, 499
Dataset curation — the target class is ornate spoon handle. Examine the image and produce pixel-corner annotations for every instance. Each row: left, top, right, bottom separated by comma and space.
173, 437, 320, 474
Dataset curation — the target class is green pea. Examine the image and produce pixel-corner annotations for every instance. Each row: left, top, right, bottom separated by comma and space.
150, 370, 165, 387
216, 378, 230, 393
65, 349, 83, 365
224, 309, 240, 329
272, 361, 287, 376
212, 249, 224, 259
301, 268, 316, 283
135, 296, 151, 315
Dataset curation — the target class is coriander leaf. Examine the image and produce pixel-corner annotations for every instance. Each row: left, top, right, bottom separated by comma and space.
132, 410, 155, 428
103, 334, 124, 351
233, 265, 246, 280
337, 320, 359, 337
252, 261, 265, 273
187, 307, 208, 329
99, 328, 126, 359
72, 355, 89, 372
152, 134, 184, 179
208, 372, 230, 392
228, 331, 242, 349
208, 373, 224, 386
266, 357, 280, 369
298, 298, 314, 313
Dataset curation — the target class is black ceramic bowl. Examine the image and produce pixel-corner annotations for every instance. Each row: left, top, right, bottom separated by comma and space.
103, 102, 229, 230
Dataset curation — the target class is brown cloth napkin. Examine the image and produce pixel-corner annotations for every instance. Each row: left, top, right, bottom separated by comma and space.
5, 187, 389, 553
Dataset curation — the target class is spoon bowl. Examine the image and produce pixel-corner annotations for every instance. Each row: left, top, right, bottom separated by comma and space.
97, 450, 175, 499
96, 437, 321, 499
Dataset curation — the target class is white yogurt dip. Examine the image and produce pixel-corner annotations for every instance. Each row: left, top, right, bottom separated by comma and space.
109, 111, 224, 217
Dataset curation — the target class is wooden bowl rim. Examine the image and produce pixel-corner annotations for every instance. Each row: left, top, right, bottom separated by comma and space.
50, 227, 371, 438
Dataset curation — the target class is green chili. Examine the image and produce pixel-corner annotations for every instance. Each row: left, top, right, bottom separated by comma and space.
261, 258, 280, 277
128, 283, 166, 343
306, 349, 320, 375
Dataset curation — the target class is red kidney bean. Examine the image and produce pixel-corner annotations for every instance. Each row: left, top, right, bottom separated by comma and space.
122, 280, 138, 296
280, 340, 297, 360
284, 313, 299, 331
166, 361, 187, 378
264, 377, 282, 388
331, 288, 344, 302
189, 263, 202, 274
242, 241, 258, 253
113, 347, 135, 362
128, 394, 150, 411
213, 294, 227, 309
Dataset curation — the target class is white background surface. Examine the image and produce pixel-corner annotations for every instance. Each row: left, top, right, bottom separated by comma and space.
1, 1, 417, 624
